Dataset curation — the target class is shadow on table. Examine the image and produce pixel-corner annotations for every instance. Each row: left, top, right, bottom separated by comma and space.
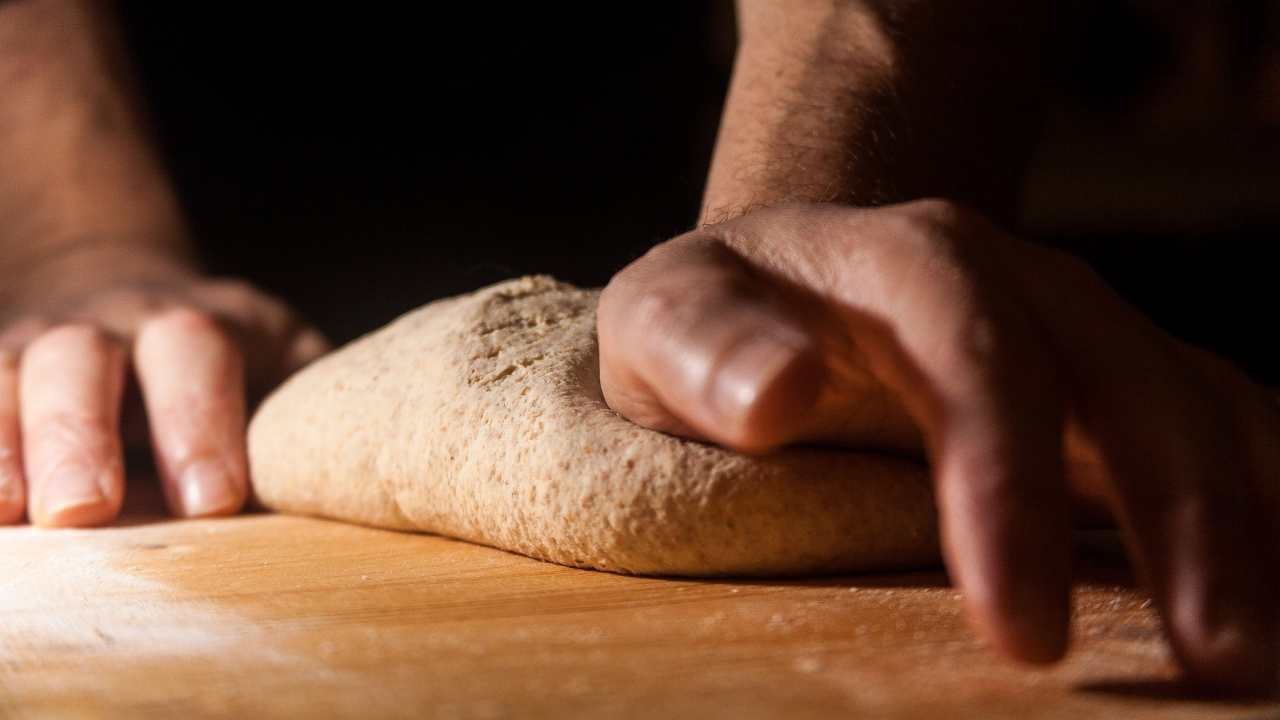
693, 548, 1280, 710
689, 533, 1137, 591
99, 472, 1280, 714
695, 571, 952, 591
1077, 678, 1279, 709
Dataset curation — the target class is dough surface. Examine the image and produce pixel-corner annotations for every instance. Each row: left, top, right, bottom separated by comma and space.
248, 276, 940, 576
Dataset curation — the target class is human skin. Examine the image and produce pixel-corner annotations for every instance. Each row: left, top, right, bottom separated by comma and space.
597, 0, 1278, 691
4, 0, 1273, 693
0, 0, 326, 527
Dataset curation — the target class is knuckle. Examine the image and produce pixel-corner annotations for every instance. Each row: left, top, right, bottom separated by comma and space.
42, 409, 115, 441
943, 300, 1059, 399
0, 316, 54, 352
281, 326, 330, 365
202, 278, 293, 334
201, 277, 256, 300
26, 411, 119, 478
141, 306, 228, 341
855, 207, 969, 281
633, 268, 749, 336
32, 443, 116, 489
948, 444, 1060, 518
901, 212, 965, 261
874, 199, 992, 270
902, 197, 980, 229
199, 277, 273, 312
949, 444, 1018, 500
951, 310, 1005, 369
88, 285, 172, 316
627, 283, 686, 339
606, 251, 706, 332
30, 323, 119, 355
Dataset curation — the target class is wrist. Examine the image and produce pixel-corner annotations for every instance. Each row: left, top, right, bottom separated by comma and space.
704, 1, 1045, 224
703, 4, 900, 223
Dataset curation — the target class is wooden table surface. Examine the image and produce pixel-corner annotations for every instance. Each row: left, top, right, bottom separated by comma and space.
0, 483, 1275, 719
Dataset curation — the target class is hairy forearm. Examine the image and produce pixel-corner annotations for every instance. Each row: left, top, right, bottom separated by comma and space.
702, 0, 1048, 225
0, 0, 193, 301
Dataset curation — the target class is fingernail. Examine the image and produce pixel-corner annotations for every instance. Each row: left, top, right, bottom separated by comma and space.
40, 468, 107, 520
710, 331, 808, 427
178, 459, 238, 517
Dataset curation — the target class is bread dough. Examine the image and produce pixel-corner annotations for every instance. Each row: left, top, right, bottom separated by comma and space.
248, 276, 939, 576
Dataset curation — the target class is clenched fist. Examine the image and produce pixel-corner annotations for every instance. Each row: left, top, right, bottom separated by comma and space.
598, 200, 1279, 690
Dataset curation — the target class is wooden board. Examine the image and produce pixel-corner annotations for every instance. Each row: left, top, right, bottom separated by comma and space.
0, 481, 1275, 719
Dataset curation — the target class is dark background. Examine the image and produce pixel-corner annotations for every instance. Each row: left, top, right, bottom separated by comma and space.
116, 4, 732, 345
116, 2, 1280, 382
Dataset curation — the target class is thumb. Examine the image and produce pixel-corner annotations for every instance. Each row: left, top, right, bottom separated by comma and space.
597, 235, 825, 453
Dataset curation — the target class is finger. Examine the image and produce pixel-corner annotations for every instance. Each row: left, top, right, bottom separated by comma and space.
192, 279, 329, 393
1177, 343, 1280, 547
280, 325, 330, 376
1014, 247, 1279, 691
0, 350, 25, 523
598, 236, 827, 452
135, 308, 248, 518
19, 325, 127, 527
724, 202, 1074, 663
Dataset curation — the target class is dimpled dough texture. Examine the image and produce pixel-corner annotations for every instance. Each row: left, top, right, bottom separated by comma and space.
248, 276, 940, 576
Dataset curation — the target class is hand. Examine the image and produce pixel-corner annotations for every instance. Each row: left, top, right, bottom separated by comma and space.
597, 200, 1279, 691
0, 270, 327, 528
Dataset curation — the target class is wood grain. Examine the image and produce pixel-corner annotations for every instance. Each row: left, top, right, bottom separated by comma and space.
0, 482, 1275, 719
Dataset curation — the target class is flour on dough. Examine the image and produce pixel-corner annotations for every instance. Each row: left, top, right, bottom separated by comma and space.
248, 276, 939, 576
